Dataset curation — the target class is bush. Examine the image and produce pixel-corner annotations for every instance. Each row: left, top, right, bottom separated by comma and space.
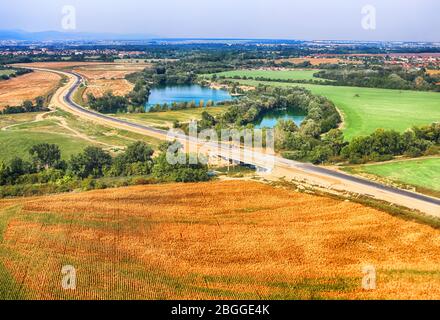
69, 147, 112, 179
81, 177, 96, 191
152, 142, 210, 183
107, 142, 154, 177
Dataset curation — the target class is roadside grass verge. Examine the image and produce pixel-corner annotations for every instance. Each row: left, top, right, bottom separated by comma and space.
0, 130, 91, 163
54, 109, 162, 148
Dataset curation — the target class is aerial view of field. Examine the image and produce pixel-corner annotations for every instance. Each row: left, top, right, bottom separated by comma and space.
14, 61, 113, 70
0, 110, 161, 163
426, 70, 440, 76
0, 71, 61, 108
0, 180, 439, 300
73, 63, 150, 98
1, 0, 440, 306
14, 62, 151, 100
344, 158, 440, 197
275, 57, 361, 66
224, 76, 440, 139
214, 69, 325, 82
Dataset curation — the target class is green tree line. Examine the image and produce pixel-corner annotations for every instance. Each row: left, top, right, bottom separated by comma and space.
0, 141, 209, 198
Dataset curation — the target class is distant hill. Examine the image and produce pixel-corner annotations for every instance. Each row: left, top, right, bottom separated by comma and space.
0, 29, 156, 41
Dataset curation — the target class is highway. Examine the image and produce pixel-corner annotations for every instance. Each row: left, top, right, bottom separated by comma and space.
34, 67, 440, 217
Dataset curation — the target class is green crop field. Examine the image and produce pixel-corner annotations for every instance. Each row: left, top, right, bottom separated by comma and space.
0, 70, 16, 77
115, 106, 226, 128
222, 75, 440, 140
344, 157, 440, 196
0, 131, 91, 163
0, 113, 92, 162
212, 69, 324, 82
0, 111, 162, 164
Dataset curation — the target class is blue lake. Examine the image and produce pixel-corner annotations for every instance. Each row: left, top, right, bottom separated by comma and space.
146, 84, 233, 109
254, 109, 306, 129
145, 84, 306, 129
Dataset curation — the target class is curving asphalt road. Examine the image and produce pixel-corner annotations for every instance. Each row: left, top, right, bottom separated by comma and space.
54, 69, 440, 212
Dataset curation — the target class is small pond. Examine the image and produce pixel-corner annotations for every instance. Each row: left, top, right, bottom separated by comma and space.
253, 109, 307, 129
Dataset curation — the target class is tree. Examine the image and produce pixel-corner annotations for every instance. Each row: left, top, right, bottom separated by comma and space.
322, 129, 347, 157
414, 76, 430, 90
88, 92, 129, 113
309, 145, 333, 164
22, 100, 34, 112
300, 119, 321, 138
152, 142, 209, 182
0, 162, 10, 185
275, 119, 298, 149
35, 96, 45, 110
128, 80, 150, 106
8, 157, 31, 183
123, 141, 154, 163
29, 143, 62, 170
199, 111, 216, 129
109, 142, 154, 177
69, 147, 112, 178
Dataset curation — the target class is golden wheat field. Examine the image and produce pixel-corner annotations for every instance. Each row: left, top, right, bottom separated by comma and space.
427, 70, 440, 77
0, 71, 61, 108
0, 180, 440, 300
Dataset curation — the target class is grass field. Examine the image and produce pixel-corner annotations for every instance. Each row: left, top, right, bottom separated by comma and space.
0, 130, 91, 163
0, 111, 162, 163
0, 70, 16, 77
0, 180, 440, 300
224, 77, 440, 140
343, 158, 440, 196
213, 69, 324, 82
0, 113, 95, 162
275, 57, 362, 66
115, 106, 226, 128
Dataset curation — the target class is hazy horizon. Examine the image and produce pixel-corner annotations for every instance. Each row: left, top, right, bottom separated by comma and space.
0, 0, 439, 42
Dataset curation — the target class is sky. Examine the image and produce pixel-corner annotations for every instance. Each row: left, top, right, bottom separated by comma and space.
0, 0, 439, 41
